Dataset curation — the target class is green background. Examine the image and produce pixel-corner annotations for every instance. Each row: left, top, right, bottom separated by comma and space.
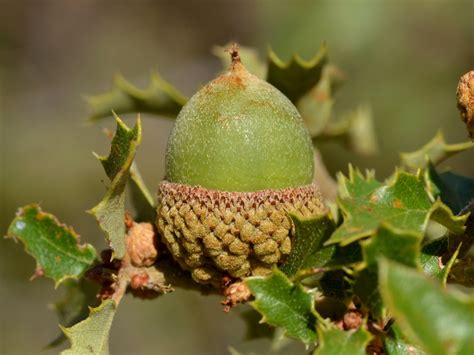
1, 0, 473, 354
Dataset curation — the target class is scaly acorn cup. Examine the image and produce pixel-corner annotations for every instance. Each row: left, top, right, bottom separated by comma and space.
157, 47, 326, 286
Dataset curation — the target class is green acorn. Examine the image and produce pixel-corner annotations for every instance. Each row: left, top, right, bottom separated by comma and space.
157, 47, 326, 286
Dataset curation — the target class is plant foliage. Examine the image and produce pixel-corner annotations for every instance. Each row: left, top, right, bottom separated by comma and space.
4, 43, 474, 355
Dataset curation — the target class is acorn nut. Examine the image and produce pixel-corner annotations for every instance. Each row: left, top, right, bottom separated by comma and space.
157, 45, 326, 286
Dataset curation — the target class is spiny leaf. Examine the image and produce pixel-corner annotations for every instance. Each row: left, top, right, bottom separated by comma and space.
327, 169, 467, 246
316, 105, 378, 156
94, 114, 141, 180
61, 299, 116, 355
384, 323, 426, 355
48, 280, 99, 348
266, 44, 328, 103
129, 162, 156, 222
212, 43, 266, 78
89, 115, 141, 258
354, 225, 422, 319
6, 204, 96, 287
337, 166, 381, 199
314, 325, 373, 355
245, 269, 319, 345
379, 259, 474, 355
400, 131, 474, 171
86, 72, 187, 122
428, 164, 474, 214
280, 214, 336, 277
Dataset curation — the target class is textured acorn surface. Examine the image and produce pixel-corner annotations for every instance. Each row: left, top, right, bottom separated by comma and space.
165, 61, 314, 192
157, 182, 326, 286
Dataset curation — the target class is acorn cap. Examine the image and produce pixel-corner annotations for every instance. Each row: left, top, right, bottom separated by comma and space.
157, 182, 326, 286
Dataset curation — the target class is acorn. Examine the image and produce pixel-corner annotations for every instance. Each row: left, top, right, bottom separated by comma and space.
157, 46, 326, 286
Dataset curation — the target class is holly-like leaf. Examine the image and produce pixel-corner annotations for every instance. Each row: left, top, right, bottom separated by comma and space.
327, 169, 467, 246
266, 44, 328, 103
379, 259, 474, 355
354, 225, 422, 319
314, 325, 372, 355
428, 164, 474, 214
61, 299, 116, 355
245, 269, 319, 345
400, 131, 474, 171
337, 166, 381, 199
280, 214, 336, 277
212, 43, 266, 78
384, 323, 426, 355
129, 162, 156, 222
86, 72, 187, 122
48, 280, 99, 348
316, 105, 378, 156
6, 204, 97, 287
89, 115, 141, 258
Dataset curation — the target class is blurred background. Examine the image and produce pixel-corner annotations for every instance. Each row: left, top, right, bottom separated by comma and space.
1, 0, 473, 354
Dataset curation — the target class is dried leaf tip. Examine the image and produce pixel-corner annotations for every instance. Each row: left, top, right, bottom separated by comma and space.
225, 43, 241, 68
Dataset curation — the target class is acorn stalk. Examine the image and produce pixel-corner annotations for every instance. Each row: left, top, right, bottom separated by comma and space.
157, 46, 326, 286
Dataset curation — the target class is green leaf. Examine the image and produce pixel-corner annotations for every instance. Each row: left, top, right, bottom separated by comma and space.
314, 325, 372, 355
266, 44, 328, 103
212, 43, 266, 78
354, 225, 422, 319
245, 269, 319, 345
428, 164, 474, 214
86, 72, 187, 122
400, 131, 474, 171
297, 64, 342, 136
316, 105, 378, 156
280, 214, 336, 277
379, 259, 474, 355
317, 243, 363, 269
384, 323, 426, 355
337, 166, 381, 199
360, 224, 422, 270
327, 169, 467, 246
420, 236, 448, 278
89, 115, 141, 258
129, 162, 156, 222
48, 280, 99, 348
440, 244, 462, 286
419, 237, 461, 285
61, 299, 116, 355
6, 204, 97, 287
